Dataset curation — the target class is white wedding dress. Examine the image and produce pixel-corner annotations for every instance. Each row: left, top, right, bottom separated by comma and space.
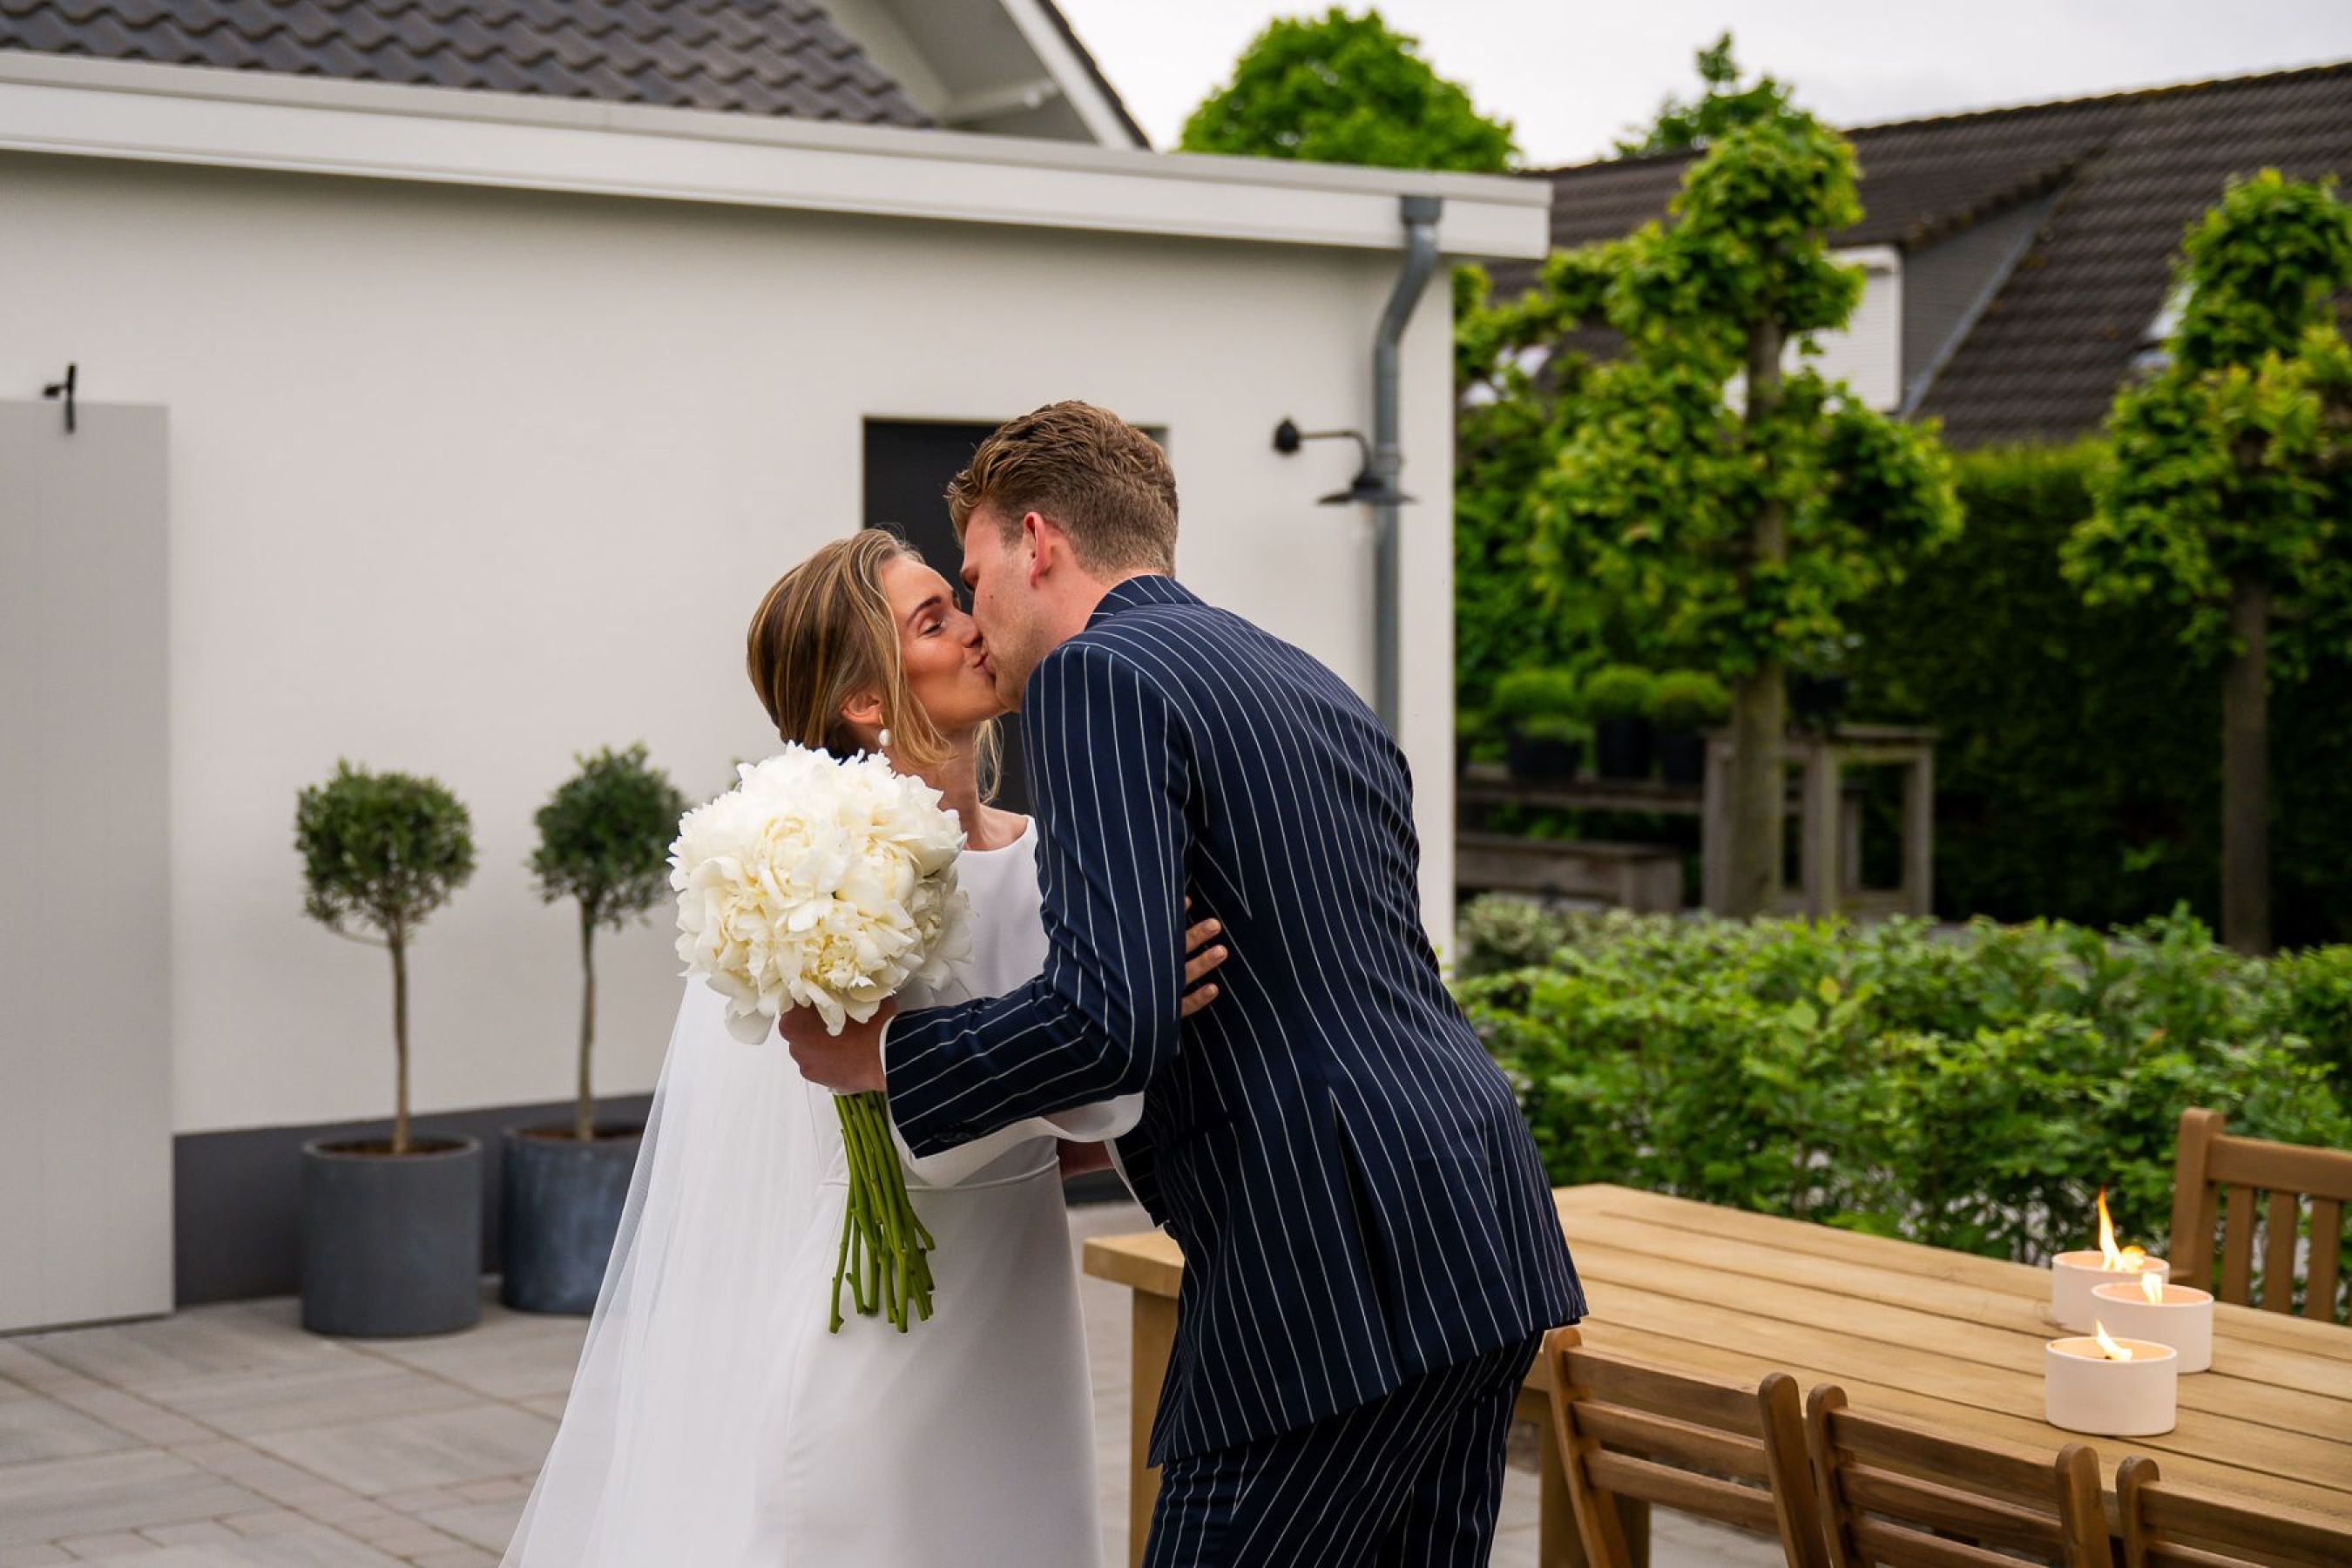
503, 817, 1139, 1566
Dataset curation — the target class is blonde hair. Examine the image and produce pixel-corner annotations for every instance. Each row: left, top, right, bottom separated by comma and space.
946, 400, 1178, 575
746, 531, 997, 787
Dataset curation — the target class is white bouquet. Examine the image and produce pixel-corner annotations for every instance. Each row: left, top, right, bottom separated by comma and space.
668, 745, 971, 1330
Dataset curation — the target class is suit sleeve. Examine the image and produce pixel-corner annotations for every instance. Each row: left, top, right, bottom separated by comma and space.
883, 640, 1193, 1157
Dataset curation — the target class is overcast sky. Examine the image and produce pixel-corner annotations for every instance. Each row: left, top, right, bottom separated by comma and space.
1051, 1, 2352, 168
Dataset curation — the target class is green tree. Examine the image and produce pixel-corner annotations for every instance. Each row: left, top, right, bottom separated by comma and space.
2064, 171, 2352, 954
1616, 32, 1795, 158
295, 762, 476, 1154
530, 744, 692, 1140
1179, 8, 1515, 172
1464, 109, 1960, 915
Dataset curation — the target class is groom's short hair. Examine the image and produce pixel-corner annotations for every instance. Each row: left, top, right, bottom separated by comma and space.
947, 402, 1178, 575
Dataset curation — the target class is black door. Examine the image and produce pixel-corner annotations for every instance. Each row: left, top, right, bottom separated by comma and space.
862, 419, 1028, 812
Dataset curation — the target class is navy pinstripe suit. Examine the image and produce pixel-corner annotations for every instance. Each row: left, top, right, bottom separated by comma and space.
885, 575, 1583, 1558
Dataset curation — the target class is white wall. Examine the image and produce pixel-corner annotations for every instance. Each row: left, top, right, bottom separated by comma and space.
1811, 247, 1904, 411
0, 152, 1457, 1135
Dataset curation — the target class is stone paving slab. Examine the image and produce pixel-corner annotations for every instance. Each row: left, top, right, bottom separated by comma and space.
1, 1202, 1774, 1565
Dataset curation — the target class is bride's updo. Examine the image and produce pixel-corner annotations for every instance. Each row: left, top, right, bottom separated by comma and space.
746, 530, 956, 770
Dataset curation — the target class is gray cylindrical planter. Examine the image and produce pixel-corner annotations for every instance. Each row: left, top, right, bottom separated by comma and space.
1594, 717, 1657, 781
301, 1135, 483, 1337
1659, 727, 1708, 787
499, 1124, 642, 1315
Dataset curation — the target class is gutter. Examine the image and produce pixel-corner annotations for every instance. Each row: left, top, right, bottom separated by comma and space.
1371, 193, 1443, 735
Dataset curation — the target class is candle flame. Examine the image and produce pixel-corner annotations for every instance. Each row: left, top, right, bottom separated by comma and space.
2092, 1320, 2133, 1361
2141, 1271, 2166, 1306
2097, 1188, 2150, 1273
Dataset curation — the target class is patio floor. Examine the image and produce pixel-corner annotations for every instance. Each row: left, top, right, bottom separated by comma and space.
0, 1202, 1776, 1566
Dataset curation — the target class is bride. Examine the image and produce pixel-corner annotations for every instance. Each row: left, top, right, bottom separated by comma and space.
502, 529, 1228, 1565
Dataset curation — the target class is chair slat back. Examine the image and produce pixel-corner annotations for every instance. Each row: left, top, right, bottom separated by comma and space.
1806, 1385, 2106, 1568
1543, 1326, 1830, 1568
2119, 1456, 2352, 1568
2169, 1107, 2352, 1321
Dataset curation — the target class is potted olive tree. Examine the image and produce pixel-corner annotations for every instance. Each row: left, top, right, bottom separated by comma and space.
1654, 671, 1731, 787
1585, 666, 1660, 781
503, 744, 689, 1314
1494, 668, 1585, 784
294, 760, 480, 1337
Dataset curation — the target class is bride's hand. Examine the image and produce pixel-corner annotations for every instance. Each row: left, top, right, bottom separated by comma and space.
1179, 897, 1229, 1018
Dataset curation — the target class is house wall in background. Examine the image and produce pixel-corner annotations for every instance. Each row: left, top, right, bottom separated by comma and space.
0, 151, 1458, 1151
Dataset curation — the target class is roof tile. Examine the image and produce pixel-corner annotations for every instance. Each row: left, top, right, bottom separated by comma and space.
1509, 62, 2352, 446
0, 0, 933, 127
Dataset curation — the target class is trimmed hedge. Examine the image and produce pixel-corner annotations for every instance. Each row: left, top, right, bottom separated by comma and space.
1455, 897, 2350, 1276
1845, 441, 2352, 947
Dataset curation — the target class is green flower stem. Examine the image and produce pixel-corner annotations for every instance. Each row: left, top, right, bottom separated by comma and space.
823, 1090, 938, 1335
869, 1095, 936, 1322
828, 1180, 854, 1332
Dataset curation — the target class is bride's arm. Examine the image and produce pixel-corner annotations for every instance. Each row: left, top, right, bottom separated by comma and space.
886, 914, 1231, 1183
1031, 906, 1225, 1138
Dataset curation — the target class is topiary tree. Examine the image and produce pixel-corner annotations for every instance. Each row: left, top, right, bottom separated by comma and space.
1507, 109, 1961, 915
295, 761, 476, 1155
1490, 666, 1582, 723
1179, 7, 1515, 172
530, 744, 691, 1140
1584, 666, 1660, 721
1615, 32, 1795, 158
1455, 257, 1612, 710
2064, 171, 2352, 954
1654, 671, 1731, 730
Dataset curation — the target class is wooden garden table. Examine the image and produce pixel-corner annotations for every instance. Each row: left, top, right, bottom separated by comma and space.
1082, 1182, 2352, 1567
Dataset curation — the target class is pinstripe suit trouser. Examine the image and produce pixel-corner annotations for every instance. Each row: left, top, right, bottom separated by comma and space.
1140, 1333, 1543, 1568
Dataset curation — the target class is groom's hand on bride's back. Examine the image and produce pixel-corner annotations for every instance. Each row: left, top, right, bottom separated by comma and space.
780, 1002, 892, 1094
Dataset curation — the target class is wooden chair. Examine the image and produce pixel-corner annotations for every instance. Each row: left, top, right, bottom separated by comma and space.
1542, 1326, 1829, 1568
2169, 1107, 2352, 1321
2119, 1456, 2352, 1567
1805, 1385, 2107, 1568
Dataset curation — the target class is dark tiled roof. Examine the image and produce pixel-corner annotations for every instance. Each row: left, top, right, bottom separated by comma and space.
0, 0, 930, 127
1503, 61, 2352, 447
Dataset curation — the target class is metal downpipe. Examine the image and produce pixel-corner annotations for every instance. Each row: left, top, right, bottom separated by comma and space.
1371, 193, 1442, 735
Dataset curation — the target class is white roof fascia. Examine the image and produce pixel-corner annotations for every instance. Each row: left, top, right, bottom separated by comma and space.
995, 0, 1138, 149
1835, 244, 1903, 274
0, 52, 1550, 260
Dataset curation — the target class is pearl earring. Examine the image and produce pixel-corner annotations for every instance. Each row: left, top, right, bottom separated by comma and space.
878, 727, 893, 747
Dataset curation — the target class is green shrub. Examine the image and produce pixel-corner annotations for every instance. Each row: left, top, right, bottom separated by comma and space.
1653, 671, 1731, 728
1491, 667, 1581, 721
2261, 944, 2352, 1102
1584, 666, 1659, 721
1848, 439, 2352, 946
1517, 713, 1590, 744
1455, 897, 1587, 979
1455, 898, 2350, 1264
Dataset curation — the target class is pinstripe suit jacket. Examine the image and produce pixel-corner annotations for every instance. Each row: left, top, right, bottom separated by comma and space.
884, 575, 1584, 1465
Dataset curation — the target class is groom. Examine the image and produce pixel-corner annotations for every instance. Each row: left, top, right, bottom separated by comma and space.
787, 401, 1582, 1565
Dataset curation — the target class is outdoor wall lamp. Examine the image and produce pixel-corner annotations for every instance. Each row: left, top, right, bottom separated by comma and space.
42, 362, 77, 434
1272, 416, 1416, 507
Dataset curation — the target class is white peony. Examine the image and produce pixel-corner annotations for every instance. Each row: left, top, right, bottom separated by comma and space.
669, 746, 971, 1044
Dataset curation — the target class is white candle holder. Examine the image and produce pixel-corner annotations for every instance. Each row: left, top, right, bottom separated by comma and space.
2092, 1280, 2213, 1373
2051, 1251, 2168, 1332
2046, 1335, 2177, 1436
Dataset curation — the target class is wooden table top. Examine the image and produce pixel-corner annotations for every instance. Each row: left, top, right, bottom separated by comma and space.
1081, 1182, 2352, 1520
